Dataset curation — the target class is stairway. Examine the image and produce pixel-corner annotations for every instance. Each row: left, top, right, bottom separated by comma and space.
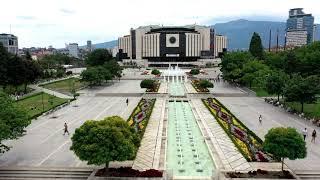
0, 167, 93, 180
295, 170, 320, 179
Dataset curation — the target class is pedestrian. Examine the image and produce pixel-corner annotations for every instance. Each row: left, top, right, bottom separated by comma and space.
126, 98, 129, 106
258, 115, 262, 124
302, 128, 308, 141
63, 123, 69, 135
311, 129, 317, 143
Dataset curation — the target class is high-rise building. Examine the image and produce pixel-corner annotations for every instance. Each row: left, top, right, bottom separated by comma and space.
214, 35, 227, 57
87, 40, 92, 52
286, 8, 314, 47
67, 43, 79, 58
0, 33, 18, 54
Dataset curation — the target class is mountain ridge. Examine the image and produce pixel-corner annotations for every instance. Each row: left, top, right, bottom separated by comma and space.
85, 19, 320, 50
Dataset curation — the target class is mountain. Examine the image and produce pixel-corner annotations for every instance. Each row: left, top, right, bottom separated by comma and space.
84, 19, 320, 50
213, 19, 320, 50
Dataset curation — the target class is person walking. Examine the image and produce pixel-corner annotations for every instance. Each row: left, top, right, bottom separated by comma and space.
302, 128, 308, 141
126, 98, 129, 106
311, 129, 317, 143
63, 123, 69, 135
258, 115, 262, 124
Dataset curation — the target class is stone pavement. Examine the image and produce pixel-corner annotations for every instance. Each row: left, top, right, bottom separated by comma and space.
0, 96, 140, 167
191, 99, 252, 171
217, 97, 320, 171
184, 82, 197, 93
132, 98, 166, 170
158, 82, 167, 93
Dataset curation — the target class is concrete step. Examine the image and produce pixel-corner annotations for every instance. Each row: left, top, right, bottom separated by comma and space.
0, 167, 93, 180
296, 170, 320, 179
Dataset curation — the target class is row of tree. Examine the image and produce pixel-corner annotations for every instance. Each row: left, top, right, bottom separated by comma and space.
80, 49, 122, 86
0, 44, 42, 94
221, 34, 320, 112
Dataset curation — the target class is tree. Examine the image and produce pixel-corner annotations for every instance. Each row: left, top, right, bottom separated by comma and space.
190, 68, 200, 75
140, 79, 156, 90
6, 55, 27, 92
199, 80, 214, 89
103, 60, 122, 80
97, 66, 112, 83
265, 71, 287, 101
0, 43, 10, 90
0, 92, 31, 153
70, 116, 140, 168
22, 60, 42, 93
284, 51, 299, 76
283, 75, 320, 112
151, 69, 161, 75
25, 51, 32, 61
240, 60, 269, 88
263, 127, 306, 171
249, 32, 264, 60
80, 67, 104, 86
85, 49, 113, 66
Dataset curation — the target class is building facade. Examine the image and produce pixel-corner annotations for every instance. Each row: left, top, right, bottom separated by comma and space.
286, 8, 314, 47
0, 33, 18, 54
214, 35, 227, 57
87, 40, 92, 52
68, 43, 79, 58
118, 25, 221, 67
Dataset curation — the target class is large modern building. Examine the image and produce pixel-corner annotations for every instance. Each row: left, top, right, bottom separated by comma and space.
214, 35, 227, 57
286, 8, 314, 47
87, 40, 92, 52
0, 33, 18, 54
117, 25, 223, 67
67, 43, 79, 58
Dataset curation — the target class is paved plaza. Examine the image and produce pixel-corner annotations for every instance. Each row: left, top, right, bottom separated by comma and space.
217, 97, 320, 171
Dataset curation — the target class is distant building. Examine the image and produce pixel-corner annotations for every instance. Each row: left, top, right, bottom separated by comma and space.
117, 25, 220, 67
68, 43, 79, 58
214, 35, 227, 57
286, 8, 314, 47
87, 40, 92, 52
0, 33, 18, 54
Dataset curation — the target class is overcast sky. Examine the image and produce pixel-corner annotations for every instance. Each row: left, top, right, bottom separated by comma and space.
1, 0, 319, 48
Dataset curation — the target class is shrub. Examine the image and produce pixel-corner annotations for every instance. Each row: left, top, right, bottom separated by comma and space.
190, 68, 200, 75
199, 80, 214, 89
151, 69, 161, 75
140, 79, 155, 89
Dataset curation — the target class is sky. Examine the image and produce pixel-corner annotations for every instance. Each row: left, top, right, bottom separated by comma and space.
1, 0, 319, 48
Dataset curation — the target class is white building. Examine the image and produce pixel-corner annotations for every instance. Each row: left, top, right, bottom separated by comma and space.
214, 35, 227, 57
117, 25, 219, 67
286, 30, 308, 47
68, 43, 79, 58
0, 33, 18, 54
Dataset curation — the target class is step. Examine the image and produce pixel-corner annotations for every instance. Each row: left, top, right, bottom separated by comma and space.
0, 174, 89, 179
0, 170, 90, 176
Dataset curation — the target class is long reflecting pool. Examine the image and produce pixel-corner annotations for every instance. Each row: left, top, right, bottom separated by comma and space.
167, 100, 215, 177
169, 82, 185, 97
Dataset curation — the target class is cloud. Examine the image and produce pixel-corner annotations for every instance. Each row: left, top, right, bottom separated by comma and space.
16, 16, 36, 20
60, 8, 75, 15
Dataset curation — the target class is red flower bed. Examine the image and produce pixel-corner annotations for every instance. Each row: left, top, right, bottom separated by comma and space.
95, 167, 163, 177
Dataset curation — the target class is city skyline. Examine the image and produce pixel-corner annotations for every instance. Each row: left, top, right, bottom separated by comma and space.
1, 0, 320, 48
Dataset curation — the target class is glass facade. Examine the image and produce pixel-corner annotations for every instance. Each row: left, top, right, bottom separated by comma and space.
286, 8, 314, 44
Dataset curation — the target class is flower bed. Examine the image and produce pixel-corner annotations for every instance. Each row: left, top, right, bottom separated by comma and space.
202, 98, 272, 162
191, 80, 209, 92
226, 169, 295, 179
127, 98, 156, 137
96, 167, 163, 177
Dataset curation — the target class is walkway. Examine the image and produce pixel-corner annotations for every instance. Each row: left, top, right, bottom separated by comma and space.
191, 99, 252, 171
184, 82, 197, 93
132, 98, 165, 170
217, 97, 320, 171
29, 85, 73, 99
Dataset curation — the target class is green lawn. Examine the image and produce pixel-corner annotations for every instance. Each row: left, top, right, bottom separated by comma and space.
251, 87, 274, 97
41, 78, 85, 94
284, 100, 320, 118
16, 92, 69, 118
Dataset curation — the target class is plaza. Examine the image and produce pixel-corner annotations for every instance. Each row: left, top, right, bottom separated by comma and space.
0, 67, 319, 179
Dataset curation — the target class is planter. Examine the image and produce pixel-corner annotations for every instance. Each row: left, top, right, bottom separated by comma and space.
95, 167, 163, 178
225, 169, 295, 179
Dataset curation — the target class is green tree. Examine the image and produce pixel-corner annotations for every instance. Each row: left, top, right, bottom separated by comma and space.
284, 75, 320, 112
25, 51, 32, 61
240, 60, 269, 88
249, 32, 264, 60
22, 60, 42, 93
265, 71, 287, 101
80, 67, 104, 86
140, 79, 156, 90
263, 127, 306, 171
0, 92, 31, 153
103, 60, 122, 80
70, 116, 140, 168
199, 80, 214, 89
284, 51, 299, 76
151, 69, 161, 75
0, 43, 10, 90
190, 68, 200, 75
85, 49, 113, 66
6, 55, 27, 92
